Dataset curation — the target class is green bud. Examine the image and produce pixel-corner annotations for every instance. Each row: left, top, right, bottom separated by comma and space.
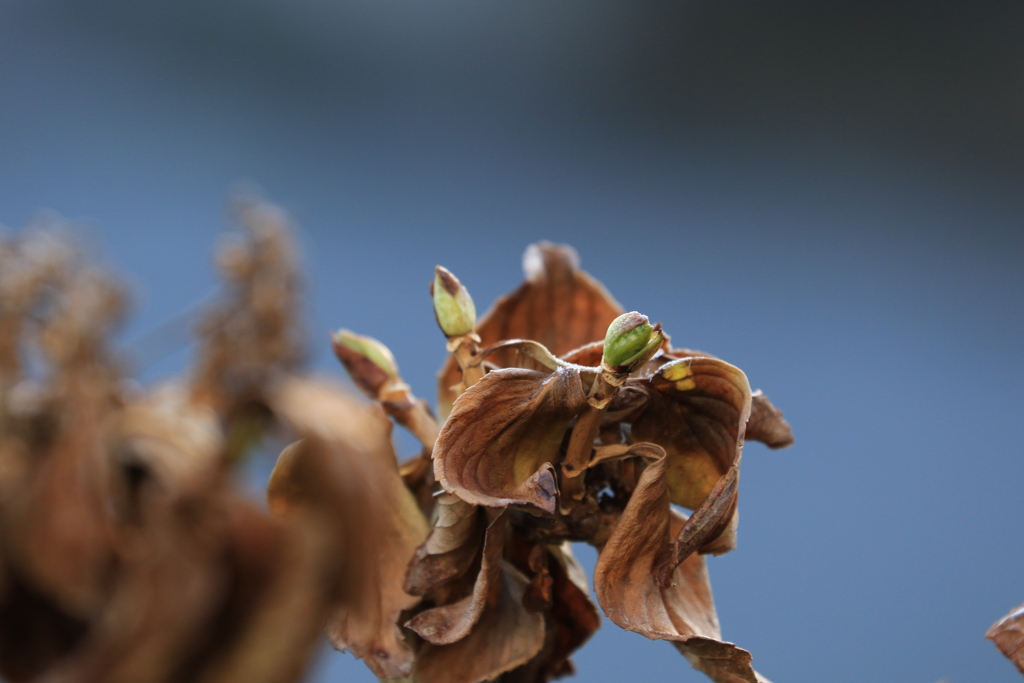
331, 329, 398, 398
602, 311, 663, 371
432, 266, 476, 337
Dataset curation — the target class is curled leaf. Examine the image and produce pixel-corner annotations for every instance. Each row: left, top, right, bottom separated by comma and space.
434, 367, 589, 514
406, 510, 507, 645
39, 383, 330, 683
658, 349, 792, 452
594, 457, 764, 683
404, 493, 483, 601
268, 379, 429, 679
627, 356, 752, 555
413, 558, 545, 683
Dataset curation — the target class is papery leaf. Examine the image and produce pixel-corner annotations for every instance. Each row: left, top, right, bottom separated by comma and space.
404, 493, 483, 601
987, 602, 1024, 675
594, 457, 765, 683
628, 356, 751, 555
412, 559, 545, 683
406, 510, 507, 645
747, 393, 794, 449
438, 242, 622, 415
154, 501, 328, 683
658, 349, 792, 452
434, 367, 589, 514
268, 379, 429, 680
590, 442, 666, 468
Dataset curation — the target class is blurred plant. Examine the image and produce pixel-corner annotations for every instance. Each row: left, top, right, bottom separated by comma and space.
0, 201, 795, 683
988, 602, 1024, 675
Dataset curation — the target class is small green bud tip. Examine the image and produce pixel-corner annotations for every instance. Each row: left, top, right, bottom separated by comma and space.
331, 329, 398, 397
432, 266, 476, 337
602, 311, 663, 371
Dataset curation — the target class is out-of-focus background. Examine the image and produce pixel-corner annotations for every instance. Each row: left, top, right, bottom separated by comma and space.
2, 2, 1022, 681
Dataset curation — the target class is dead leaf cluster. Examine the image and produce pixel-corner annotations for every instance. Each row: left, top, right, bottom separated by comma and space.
0, 205, 804, 683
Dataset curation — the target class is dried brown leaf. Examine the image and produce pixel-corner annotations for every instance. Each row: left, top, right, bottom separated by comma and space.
593, 457, 764, 683
268, 378, 429, 679
404, 493, 482, 600
5, 382, 117, 619
987, 602, 1024, 675
406, 510, 507, 645
69, 501, 329, 683
628, 356, 751, 556
657, 350, 791, 452
413, 558, 545, 683
434, 367, 589, 514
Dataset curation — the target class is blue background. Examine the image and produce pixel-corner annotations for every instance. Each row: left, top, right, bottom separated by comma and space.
2, 3, 1022, 681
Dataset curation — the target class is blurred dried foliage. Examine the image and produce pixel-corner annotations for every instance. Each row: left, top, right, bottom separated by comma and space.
0, 201, 805, 683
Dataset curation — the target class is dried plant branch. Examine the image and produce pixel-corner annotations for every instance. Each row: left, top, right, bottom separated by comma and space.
0, 202, 798, 683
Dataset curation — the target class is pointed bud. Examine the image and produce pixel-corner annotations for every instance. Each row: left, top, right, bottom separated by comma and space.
431, 266, 476, 337
331, 329, 398, 398
602, 311, 663, 372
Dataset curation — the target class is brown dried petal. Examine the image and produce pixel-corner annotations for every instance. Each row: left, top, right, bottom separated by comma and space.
593, 457, 764, 683
434, 367, 589, 514
180, 502, 330, 683
747, 392, 794, 449
628, 356, 751, 555
987, 602, 1024, 675
438, 242, 622, 415
268, 379, 429, 679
